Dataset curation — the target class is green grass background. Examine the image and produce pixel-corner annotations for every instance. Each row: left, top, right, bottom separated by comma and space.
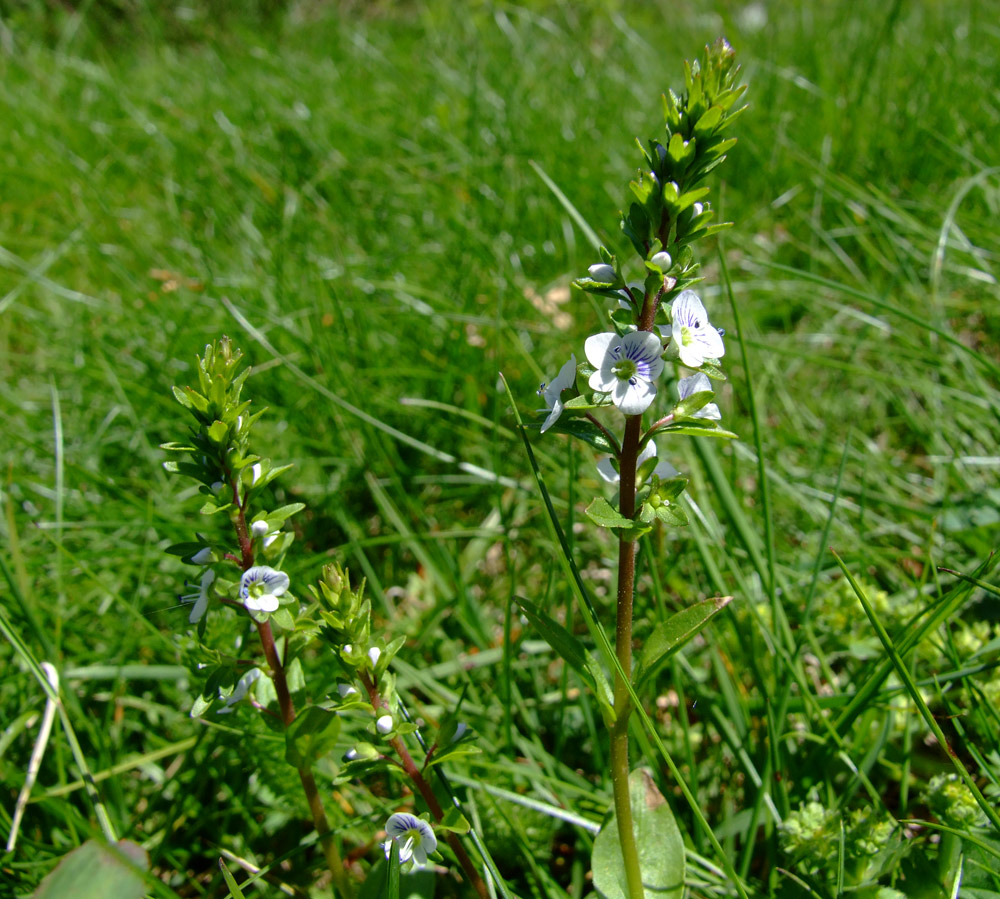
2, 0, 999, 896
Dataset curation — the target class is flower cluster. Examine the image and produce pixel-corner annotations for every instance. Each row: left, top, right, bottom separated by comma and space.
538, 287, 725, 431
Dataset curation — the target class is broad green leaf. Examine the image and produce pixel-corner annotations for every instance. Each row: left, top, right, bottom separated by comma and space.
285, 705, 341, 768
636, 595, 733, 688
592, 769, 684, 899
31, 840, 148, 899
585, 497, 633, 529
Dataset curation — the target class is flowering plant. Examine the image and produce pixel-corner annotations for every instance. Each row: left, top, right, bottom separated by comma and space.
162, 338, 492, 897
519, 38, 747, 899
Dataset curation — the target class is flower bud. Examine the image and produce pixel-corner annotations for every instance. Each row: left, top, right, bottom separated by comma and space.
250, 520, 268, 537
650, 251, 672, 271
587, 263, 616, 283
376, 714, 394, 735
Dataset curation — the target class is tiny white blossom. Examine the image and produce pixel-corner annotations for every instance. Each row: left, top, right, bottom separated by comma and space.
368, 647, 382, 668
344, 748, 359, 761
587, 263, 617, 283
677, 372, 721, 420
670, 291, 724, 369
692, 202, 704, 218
250, 520, 269, 537
217, 668, 261, 714
337, 684, 358, 698
384, 813, 437, 867
597, 441, 678, 484
376, 714, 394, 735
249, 463, 263, 486
650, 251, 672, 270
586, 331, 664, 415
537, 354, 577, 434
181, 569, 215, 623
240, 566, 289, 614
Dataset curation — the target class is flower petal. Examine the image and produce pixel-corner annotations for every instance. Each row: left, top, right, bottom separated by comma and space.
584, 332, 618, 369
671, 290, 708, 326
596, 457, 619, 483
613, 377, 657, 416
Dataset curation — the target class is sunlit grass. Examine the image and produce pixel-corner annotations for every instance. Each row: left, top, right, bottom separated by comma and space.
2, 1, 998, 896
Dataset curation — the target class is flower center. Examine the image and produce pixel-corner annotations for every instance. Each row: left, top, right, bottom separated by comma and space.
680, 324, 694, 346
612, 358, 638, 382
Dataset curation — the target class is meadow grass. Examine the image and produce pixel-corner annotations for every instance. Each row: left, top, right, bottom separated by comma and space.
2, 1, 999, 896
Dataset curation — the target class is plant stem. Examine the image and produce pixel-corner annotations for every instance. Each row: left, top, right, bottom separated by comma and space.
610, 412, 644, 899
256, 619, 353, 898
232, 475, 352, 896
359, 672, 490, 899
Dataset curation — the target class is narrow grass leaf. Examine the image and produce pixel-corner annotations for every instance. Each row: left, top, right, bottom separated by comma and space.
833, 550, 1000, 831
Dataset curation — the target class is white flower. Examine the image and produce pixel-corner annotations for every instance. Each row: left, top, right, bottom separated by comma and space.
670, 291, 724, 369
376, 714, 394, 735
677, 373, 721, 420
217, 668, 261, 714
344, 748, 359, 761
368, 647, 382, 669
597, 441, 678, 484
181, 569, 215, 623
587, 263, 617, 283
585, 331, 664, 415
337, 684, 358, 698
250, 520, 269, 537
240, 566, 289, 614
384, 813, 437, 867
537, 354, 577, 433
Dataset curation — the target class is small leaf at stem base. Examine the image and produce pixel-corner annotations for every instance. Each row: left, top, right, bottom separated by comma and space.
593, 769, 684, 899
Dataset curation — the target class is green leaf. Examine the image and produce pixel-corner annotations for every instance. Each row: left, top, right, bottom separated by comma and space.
514, 596, 590, 682
693, 105, 722, 137
207, 420, 228, 444
592, 769, 684, 899
545, 416, 616, 453
675, 186, 710, 213
653, 502, 689, 527
31, 840, 148, 899
424, 741, 482, 769
219, 859, 247, 899
438, 807, 471, 835
270, 606, 295, 631
285, 706, 341, 768
654, 423, 738, 439
585, 497, 634, 529
635, 595, 733, 688
563, 394, 613, 412
673, 389, 714, 420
